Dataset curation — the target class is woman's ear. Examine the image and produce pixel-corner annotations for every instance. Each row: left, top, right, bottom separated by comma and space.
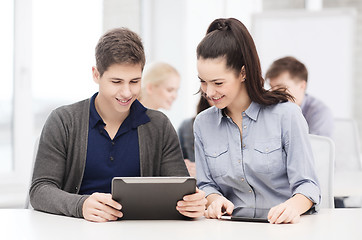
92, 66, 100, 84
240, 66, 246, 82
146, 83, 153, 95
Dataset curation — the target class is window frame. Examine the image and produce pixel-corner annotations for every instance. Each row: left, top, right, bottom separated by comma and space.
0, 0, 34, 208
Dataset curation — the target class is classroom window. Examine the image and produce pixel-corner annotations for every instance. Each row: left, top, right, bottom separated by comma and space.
32, 0, 103, 136
0, 1, 14, 174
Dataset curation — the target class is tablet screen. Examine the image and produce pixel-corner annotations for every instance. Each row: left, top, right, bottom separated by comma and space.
221, 207, 270, 223
112, 177, 196, 220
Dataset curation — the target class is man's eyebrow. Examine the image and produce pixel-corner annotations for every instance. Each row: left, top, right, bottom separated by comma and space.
110, 77, 142, 81
198, 76, 224, 82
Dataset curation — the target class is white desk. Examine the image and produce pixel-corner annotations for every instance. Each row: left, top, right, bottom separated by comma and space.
1, 209, 362, 240
334, 171, 362, 197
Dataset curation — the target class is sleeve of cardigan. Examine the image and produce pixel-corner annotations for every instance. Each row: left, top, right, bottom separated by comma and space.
29, 109, 88, 218
159, 114, 189, 177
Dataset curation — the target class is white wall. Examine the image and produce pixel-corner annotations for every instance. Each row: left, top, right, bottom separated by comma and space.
252, 9, 356, 118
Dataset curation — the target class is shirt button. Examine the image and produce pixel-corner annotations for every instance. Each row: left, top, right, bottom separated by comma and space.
243, 144, 246, 148
243, 113, 246, 117
241, 178, 244, 182
265, 148, 269, 152
111, 141, 115, 146
243, 125, 247, 129
249, 190, 252, 193
110, 156, 114, 161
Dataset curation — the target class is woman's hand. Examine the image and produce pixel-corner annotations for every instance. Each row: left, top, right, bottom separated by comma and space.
176, 188, 207, 218
82, 192, 123, 222
204, 194, 234, 219
268, 193, 313, 224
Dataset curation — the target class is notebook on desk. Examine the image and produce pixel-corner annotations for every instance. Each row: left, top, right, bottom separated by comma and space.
111, 177, 196, 220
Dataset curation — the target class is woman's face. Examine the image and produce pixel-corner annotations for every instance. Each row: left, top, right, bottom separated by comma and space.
151, 74, 180, 110
197, 57, 244, 110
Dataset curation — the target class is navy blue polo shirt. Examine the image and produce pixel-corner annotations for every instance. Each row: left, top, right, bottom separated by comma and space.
79, 93, 150, 195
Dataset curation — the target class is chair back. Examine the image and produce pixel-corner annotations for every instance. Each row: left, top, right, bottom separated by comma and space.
333, 118, 362, 171
309, 134, 335, 208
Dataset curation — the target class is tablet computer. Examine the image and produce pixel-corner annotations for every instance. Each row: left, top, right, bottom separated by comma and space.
220, 215, 269, 223
111, 177, 196, 220
220, 207, 270, 223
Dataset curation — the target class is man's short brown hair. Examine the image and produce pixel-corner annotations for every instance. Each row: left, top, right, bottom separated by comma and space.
265, 56, 308, 82
95, 28, 145, 77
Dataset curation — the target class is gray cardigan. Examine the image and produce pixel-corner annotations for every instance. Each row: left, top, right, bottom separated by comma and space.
30, 98, 188, 218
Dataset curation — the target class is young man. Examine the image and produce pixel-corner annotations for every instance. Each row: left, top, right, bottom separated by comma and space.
265, 56, 334, 138
30, 28, 206, 222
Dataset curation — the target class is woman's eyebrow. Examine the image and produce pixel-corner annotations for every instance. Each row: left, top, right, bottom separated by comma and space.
198, 76, 224, 82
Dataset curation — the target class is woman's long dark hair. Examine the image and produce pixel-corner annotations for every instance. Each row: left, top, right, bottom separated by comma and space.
196, 18, 293, 105
197, 95, 211, 114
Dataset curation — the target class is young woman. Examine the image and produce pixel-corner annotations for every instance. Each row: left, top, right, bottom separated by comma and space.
194, 18, 320, 224
139, 62, 180, 110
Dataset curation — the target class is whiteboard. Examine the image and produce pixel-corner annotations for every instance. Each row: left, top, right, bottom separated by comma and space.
251, 9, 356, 118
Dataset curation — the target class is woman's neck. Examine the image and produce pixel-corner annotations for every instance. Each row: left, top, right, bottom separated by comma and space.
226, 88, 252, 118
139, 95, 160, 110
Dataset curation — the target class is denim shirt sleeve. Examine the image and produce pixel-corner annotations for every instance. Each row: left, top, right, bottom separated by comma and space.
282, 104, 321, 205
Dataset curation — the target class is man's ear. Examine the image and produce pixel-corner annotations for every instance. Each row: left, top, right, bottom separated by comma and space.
300, 80, 307, 92
92, 66, 100, 84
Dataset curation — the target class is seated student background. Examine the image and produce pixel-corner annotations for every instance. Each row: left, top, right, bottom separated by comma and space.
265, 56, 334, 138
29, 28, 206, 222
178, 94, 212, 177
194, 18, 321, 224
139, 62, 180, 111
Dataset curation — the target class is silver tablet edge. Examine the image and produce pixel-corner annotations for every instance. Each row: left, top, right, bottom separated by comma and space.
113, 177, 195, 184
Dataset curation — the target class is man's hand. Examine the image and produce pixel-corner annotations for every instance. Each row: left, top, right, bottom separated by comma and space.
204, 194, 234, 219
184, 159, 196, 177
176, 188, 207, 218
268, 193, 313, 224
82, 193, 123, 222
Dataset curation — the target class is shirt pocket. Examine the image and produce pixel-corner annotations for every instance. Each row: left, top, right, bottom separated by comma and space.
253, 139, 284, 174
204, 145, 229, 178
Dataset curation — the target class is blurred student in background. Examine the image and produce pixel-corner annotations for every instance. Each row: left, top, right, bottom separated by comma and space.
178, 95, 212, 177
139, 62, 180, 110
265, 56, 334, 138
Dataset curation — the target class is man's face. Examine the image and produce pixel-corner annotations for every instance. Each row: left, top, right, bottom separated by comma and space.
92, 63, 143, 118
268, 71, 306, 106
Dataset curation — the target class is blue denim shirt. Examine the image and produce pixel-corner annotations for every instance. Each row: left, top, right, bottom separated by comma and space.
194, 101, 321, 217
